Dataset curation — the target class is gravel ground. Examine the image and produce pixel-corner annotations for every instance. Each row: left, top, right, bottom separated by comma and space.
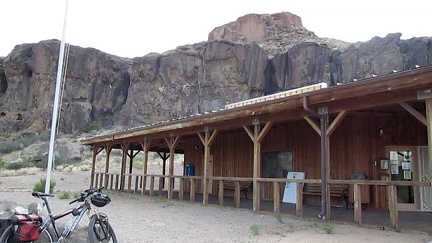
1, 170, 431, 243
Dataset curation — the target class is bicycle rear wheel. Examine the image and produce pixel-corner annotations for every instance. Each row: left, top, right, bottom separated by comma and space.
88, 215, 117, 243
0, 225, 55, 243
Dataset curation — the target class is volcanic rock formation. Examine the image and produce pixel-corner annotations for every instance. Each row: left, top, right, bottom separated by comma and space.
0, 12, 431, 136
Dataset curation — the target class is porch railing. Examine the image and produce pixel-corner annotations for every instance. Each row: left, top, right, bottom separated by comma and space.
91, 171, 432, 230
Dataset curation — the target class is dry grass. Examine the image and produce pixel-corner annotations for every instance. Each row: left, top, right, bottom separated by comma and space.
0, 167, 41, 177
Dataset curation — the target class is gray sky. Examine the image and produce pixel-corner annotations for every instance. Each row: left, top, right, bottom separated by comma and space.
1, 0, 431, 58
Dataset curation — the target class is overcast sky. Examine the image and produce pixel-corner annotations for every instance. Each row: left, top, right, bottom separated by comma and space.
1, 0, 431, 58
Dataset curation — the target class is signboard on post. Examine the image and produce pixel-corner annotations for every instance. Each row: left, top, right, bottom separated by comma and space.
282, 172, 305, 204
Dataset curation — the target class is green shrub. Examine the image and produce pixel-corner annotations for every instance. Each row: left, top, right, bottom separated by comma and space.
250, 224, 260, 236
0, 140, 22, 154
73, 192, 80, 198
82, 122, 101, 133
0, 157, 5, 169
58, 191, 70, 199
33, 179, 56, 193
323, 222, 335, 234
5, 161, 33, 170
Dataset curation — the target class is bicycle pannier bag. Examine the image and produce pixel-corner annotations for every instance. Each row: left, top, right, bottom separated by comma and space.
11, 214, 41, 242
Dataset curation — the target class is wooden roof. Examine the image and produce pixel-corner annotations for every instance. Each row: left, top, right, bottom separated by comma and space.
80, 65, 432, 151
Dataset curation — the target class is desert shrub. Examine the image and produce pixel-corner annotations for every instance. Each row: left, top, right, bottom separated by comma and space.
82, 122, 101, 133
58, 191, 70, 199
33, 178, 56, 193
5, 161, 33, 170
324, 222, 335, 234
0, 140, 22, 154
250, 224, 260, 236
0, 157, 5, 169
0, 133, 50, 155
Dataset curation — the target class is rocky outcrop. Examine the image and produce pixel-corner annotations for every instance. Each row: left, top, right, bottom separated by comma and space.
120, 41, 267, 125
1, 12, 431, 135
208, 12, 350, 55
0, 40, 131, 134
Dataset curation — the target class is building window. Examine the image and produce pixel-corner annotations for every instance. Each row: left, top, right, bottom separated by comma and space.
262, 151, 293, 178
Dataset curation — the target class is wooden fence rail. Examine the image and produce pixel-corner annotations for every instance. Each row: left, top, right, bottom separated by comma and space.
92, 172, 432, 229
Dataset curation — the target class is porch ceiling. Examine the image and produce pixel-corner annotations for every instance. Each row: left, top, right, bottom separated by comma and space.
81, 65, 432, 151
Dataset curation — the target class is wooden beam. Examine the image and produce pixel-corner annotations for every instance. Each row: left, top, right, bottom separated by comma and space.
257, 122, 273, 142
197, 129, 219, 204
104, 144, 113, 189
426, 99, 432, 190
399, 102, 427, 126
119, 142, 130, 191
353, 183, 362, 224
273, 181, 280, 213
243, 125, 254, 141
326, 110, 347, 136
304, 116, 321, 135
165, 135, 179, 199
388, 185, 399, 229
140, 139, 151, 195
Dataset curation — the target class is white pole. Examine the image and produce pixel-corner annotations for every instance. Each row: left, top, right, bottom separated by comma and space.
45, 0, 69, 193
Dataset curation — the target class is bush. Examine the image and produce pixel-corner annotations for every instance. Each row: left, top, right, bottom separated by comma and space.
58, 191, 70, 199
5, 161, 33, 170
82, 122, 101, 133
0, 157, 5, 169
33, 178, 56, 193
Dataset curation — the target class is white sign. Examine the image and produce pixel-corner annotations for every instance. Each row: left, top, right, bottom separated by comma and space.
282, 172, 305, 204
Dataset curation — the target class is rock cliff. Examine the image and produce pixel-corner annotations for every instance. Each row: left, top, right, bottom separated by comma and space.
0, 12, 431, 136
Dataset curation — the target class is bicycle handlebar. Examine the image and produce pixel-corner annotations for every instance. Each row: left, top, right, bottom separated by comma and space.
68, 187, 105, 204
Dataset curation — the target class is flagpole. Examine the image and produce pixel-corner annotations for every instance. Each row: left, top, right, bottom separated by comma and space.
45, 0, 69, 193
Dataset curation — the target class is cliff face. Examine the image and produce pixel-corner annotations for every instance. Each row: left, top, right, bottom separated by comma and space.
1, 13, 431, 135
0, 40, 131, 134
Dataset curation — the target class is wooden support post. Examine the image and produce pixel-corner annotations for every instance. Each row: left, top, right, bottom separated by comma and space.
95, 174, 99, 188
115, 175, 119, 191
353, 183, 362, 224
179, 178, 184, 201
190, 178, 196, 202
104, 144, 112, 189
149, 176, 155, 196
99, 175, 103, 189
305, 110, 346, 220
165, 136, 179, 199
218, 180, 224, 206
140, 139, 151, 195
134, 175, 139, 193
90, 145, 104, 188
109, 174, 113, 190
197, 129, 219, 204
234, 181, 240, 208
127, 175, 132, 193
119, 143, 130, 191
296, 182, 303, 217
158, 177, 164, 195
426, 99, 432, 180
388, 185, 399, 229
273, 181, 280, 213
244, 121, 273, 211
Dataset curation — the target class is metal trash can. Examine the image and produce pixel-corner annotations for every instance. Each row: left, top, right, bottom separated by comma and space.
185, 164, 195, 176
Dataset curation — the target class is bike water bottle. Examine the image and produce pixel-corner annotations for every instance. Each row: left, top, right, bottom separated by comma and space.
62, 219, 74, 237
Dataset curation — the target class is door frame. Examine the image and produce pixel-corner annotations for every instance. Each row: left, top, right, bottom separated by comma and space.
386, 146, 421, 211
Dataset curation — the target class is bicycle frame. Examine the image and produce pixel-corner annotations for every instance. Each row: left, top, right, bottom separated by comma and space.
38, 196, 91, 240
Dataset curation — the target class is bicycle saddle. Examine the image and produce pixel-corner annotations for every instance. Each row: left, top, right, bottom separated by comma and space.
32, 191, 55, 198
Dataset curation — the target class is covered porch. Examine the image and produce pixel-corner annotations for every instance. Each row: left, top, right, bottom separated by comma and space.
81, 65, 432, 230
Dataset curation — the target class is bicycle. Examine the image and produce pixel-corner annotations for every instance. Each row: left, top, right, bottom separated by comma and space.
0, 187, 117, 243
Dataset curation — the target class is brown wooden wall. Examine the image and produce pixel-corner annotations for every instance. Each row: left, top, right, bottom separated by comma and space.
183, 108, 428, 209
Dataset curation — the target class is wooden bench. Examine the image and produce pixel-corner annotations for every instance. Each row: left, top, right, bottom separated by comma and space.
222, 181, 252, 199
303, 183, 348, 208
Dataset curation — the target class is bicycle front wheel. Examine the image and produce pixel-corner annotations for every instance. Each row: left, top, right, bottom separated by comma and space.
0, 225, 55, 243
88, 215, 117, 243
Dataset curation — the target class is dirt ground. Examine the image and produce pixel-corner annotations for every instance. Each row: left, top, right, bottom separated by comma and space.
1, 169, 431, 243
